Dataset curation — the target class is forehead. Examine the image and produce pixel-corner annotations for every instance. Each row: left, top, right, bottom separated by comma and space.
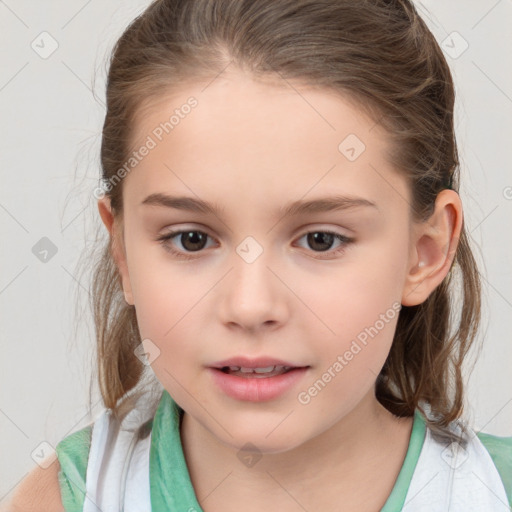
132, 71, 381, 151
123, 71, 408, 216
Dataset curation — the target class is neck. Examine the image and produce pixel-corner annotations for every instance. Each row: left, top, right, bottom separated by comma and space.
180, 391, 414, 512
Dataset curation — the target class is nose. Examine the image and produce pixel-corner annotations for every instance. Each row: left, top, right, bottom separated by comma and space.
218, 246, 289, 333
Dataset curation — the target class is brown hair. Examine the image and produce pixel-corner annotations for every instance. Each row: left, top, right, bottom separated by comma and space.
85, 0, 481, 439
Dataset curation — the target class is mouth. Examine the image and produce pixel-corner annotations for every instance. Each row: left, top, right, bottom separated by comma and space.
208, 365, 310, 402
217, 365, 299, 378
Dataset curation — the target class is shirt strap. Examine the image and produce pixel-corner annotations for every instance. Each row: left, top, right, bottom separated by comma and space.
55, 424, 93, 512
477, 431, 512, 508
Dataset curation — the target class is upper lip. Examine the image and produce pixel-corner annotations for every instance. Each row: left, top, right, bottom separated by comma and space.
209, 356, 307, 369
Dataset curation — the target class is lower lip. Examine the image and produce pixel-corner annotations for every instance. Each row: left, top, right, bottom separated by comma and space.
207, 367, 309, 402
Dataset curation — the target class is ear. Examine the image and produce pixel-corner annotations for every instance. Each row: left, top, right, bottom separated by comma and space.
97, 196, 134, 305
401, 189, 462, 306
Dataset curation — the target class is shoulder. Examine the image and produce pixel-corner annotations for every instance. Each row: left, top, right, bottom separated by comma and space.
476, 430, 512, 506
5, 423, 93, 512
4, 456, 65, 512
414, 406, 512, 508
5, 422, 95, 512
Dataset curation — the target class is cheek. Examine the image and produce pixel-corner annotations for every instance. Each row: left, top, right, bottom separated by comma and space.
300, 275, 400, 411
299, 250, 404, 341
133, 270, 204, 393
295, 237, 405, 384
125, 248, 205, 371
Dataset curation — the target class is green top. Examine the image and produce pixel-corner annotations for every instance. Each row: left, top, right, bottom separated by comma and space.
55, 424, 91, 512
56, 391, 512, 511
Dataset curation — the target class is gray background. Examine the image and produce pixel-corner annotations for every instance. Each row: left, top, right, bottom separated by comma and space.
1, 0, 511, 501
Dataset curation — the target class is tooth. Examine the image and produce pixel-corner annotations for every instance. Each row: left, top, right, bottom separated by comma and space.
225, 365, 293, 374
253, 366, 277, 373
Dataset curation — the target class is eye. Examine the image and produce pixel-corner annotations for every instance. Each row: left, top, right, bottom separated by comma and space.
156, 229, 215, 260
294, 230, 354, 259
156, 228, 354, 260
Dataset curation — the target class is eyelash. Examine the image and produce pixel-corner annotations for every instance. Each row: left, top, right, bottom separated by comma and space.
155, 229, 354, 260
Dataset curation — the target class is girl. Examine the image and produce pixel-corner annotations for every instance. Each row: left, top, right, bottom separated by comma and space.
9, 0, 512, 511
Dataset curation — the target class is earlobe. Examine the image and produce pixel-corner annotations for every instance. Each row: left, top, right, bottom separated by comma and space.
401, 190, 462, 306
97, 197, 135, 306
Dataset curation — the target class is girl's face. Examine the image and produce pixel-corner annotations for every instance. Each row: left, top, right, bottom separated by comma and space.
101, 71, 424, 452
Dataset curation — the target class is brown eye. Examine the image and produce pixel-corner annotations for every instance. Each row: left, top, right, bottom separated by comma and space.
295, 230, 354, 259
176, 231, 208, 251
306, 232, 335, 252
156, 229, 214, 258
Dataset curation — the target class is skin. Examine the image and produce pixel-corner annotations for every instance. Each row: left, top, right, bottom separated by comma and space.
98, 69, 462, 512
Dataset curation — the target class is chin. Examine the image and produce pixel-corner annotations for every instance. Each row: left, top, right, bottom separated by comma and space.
229, 436, 301, 456
212, 420, 310, 455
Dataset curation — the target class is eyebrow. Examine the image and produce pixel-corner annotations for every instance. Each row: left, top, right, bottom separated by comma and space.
141, 193, 378, 218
